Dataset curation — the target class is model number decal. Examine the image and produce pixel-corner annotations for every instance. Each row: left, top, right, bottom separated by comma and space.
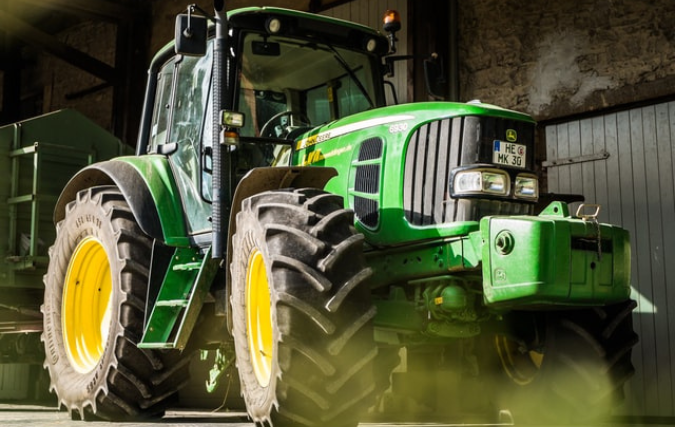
389, 122, 408, 133
316, 132, 331, 143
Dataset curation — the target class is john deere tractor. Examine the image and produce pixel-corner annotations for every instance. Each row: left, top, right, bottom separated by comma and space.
41, 2, 637, 426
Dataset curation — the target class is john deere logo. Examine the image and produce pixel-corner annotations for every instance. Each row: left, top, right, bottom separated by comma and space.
506, 129, 517, 142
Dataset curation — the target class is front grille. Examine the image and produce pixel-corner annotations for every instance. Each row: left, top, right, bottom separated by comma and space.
403, 117, 535, 225
403, 118, 461, 225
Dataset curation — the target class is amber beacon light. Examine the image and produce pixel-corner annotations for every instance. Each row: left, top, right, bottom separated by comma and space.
382, 10, 401, 52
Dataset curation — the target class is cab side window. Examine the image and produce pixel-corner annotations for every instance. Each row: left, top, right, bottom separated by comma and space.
149, 58, 176, 149
171, 51, 212, 160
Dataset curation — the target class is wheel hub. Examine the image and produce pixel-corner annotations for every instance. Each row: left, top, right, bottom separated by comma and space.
246, 249, 273, 388
495, 335, 544, 386
62, 237, 113, 374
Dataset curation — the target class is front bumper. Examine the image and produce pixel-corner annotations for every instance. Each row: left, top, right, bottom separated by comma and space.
479, 202, 631, 307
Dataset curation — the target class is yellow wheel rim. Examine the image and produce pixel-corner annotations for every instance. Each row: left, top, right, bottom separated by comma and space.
62, 237, 113, 374
246, 249, 273, 388
495, 335, 544, 386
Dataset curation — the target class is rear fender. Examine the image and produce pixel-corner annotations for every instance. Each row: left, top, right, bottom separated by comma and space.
54, 156, 189, 246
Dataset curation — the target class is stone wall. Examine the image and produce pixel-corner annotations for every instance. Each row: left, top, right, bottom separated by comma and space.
459, 0, 675, 120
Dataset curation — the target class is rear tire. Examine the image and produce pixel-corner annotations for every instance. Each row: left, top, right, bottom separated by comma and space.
231, 188, 383, 427
492, 300, 638, 424
42, 186, 190, 420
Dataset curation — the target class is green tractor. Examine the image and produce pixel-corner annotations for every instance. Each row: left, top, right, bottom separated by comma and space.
41, 3, 638, 426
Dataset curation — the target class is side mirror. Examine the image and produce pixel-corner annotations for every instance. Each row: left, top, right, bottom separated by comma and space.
423, 54, 447, 100
175, 13, 207, 56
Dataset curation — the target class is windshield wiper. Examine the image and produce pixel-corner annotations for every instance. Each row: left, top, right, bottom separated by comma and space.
275, 39, 375, 109
326, 44, 375, 109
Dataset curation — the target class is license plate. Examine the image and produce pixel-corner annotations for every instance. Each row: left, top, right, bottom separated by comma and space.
493, 140, 526, 168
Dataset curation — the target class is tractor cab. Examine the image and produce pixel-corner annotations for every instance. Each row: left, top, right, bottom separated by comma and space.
138, 7, 391, 236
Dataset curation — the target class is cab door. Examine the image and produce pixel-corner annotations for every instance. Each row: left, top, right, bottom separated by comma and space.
148, 48, 214, 237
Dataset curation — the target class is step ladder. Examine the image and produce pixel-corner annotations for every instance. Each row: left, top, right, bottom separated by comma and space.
139, 246, 219, 350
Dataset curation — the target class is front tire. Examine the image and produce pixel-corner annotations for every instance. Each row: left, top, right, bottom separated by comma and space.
492, 300, 638, 424
231, 188, 383, 427
42, 186, 190, 420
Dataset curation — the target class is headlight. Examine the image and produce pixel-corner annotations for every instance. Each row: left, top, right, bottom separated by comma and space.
453, 169, 509, 196
514, 174, 538, 200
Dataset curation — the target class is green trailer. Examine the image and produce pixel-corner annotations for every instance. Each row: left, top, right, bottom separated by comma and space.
0, 109, 128, 366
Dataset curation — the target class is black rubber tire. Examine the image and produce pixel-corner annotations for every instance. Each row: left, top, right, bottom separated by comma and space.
231, 188, 384, 427
491, 300, 638, 425
42, 186, 191, 420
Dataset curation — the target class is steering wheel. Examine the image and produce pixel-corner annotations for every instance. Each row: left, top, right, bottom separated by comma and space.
259, 110, 311, 138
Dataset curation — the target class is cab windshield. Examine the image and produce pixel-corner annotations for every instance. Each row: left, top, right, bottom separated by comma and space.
237, 32, 382, 139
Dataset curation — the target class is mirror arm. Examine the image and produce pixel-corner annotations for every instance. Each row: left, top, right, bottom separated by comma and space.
383, 53, 430, 77
181, 4, 215, 40
187, 3, 215, 23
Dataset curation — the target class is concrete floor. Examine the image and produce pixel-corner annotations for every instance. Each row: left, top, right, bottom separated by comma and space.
0, 405, 248, 427
0, 404, 672, 427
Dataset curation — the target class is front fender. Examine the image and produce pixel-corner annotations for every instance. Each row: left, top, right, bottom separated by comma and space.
54, 156, 189, 246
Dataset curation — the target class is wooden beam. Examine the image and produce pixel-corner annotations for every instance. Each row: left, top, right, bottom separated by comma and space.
0, 10, 117, 83
309, 0, 354, 13
16, 0, 138, 22
0, 31, 22, 124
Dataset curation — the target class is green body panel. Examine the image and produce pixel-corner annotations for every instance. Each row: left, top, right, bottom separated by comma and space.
480, 202, 631, 306
113, 156, 190, 247
366, 235, 481, 288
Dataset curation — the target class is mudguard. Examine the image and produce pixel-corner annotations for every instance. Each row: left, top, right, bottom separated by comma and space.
54, 156, 189, 247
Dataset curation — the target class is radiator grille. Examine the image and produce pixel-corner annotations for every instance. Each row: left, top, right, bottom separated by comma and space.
403, 117, 534, 225
403, 118, 460, 225
354, 196, 379, 228
358, 137, 383, 161
355, 164, 379, 194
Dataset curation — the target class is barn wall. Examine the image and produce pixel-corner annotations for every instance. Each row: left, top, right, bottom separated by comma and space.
546, 101, 675, 417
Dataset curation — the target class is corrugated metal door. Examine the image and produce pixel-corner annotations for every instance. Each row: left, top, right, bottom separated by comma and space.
0, 365, 30, 400
321, 0, 409, 105
545, 101, 675, 417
